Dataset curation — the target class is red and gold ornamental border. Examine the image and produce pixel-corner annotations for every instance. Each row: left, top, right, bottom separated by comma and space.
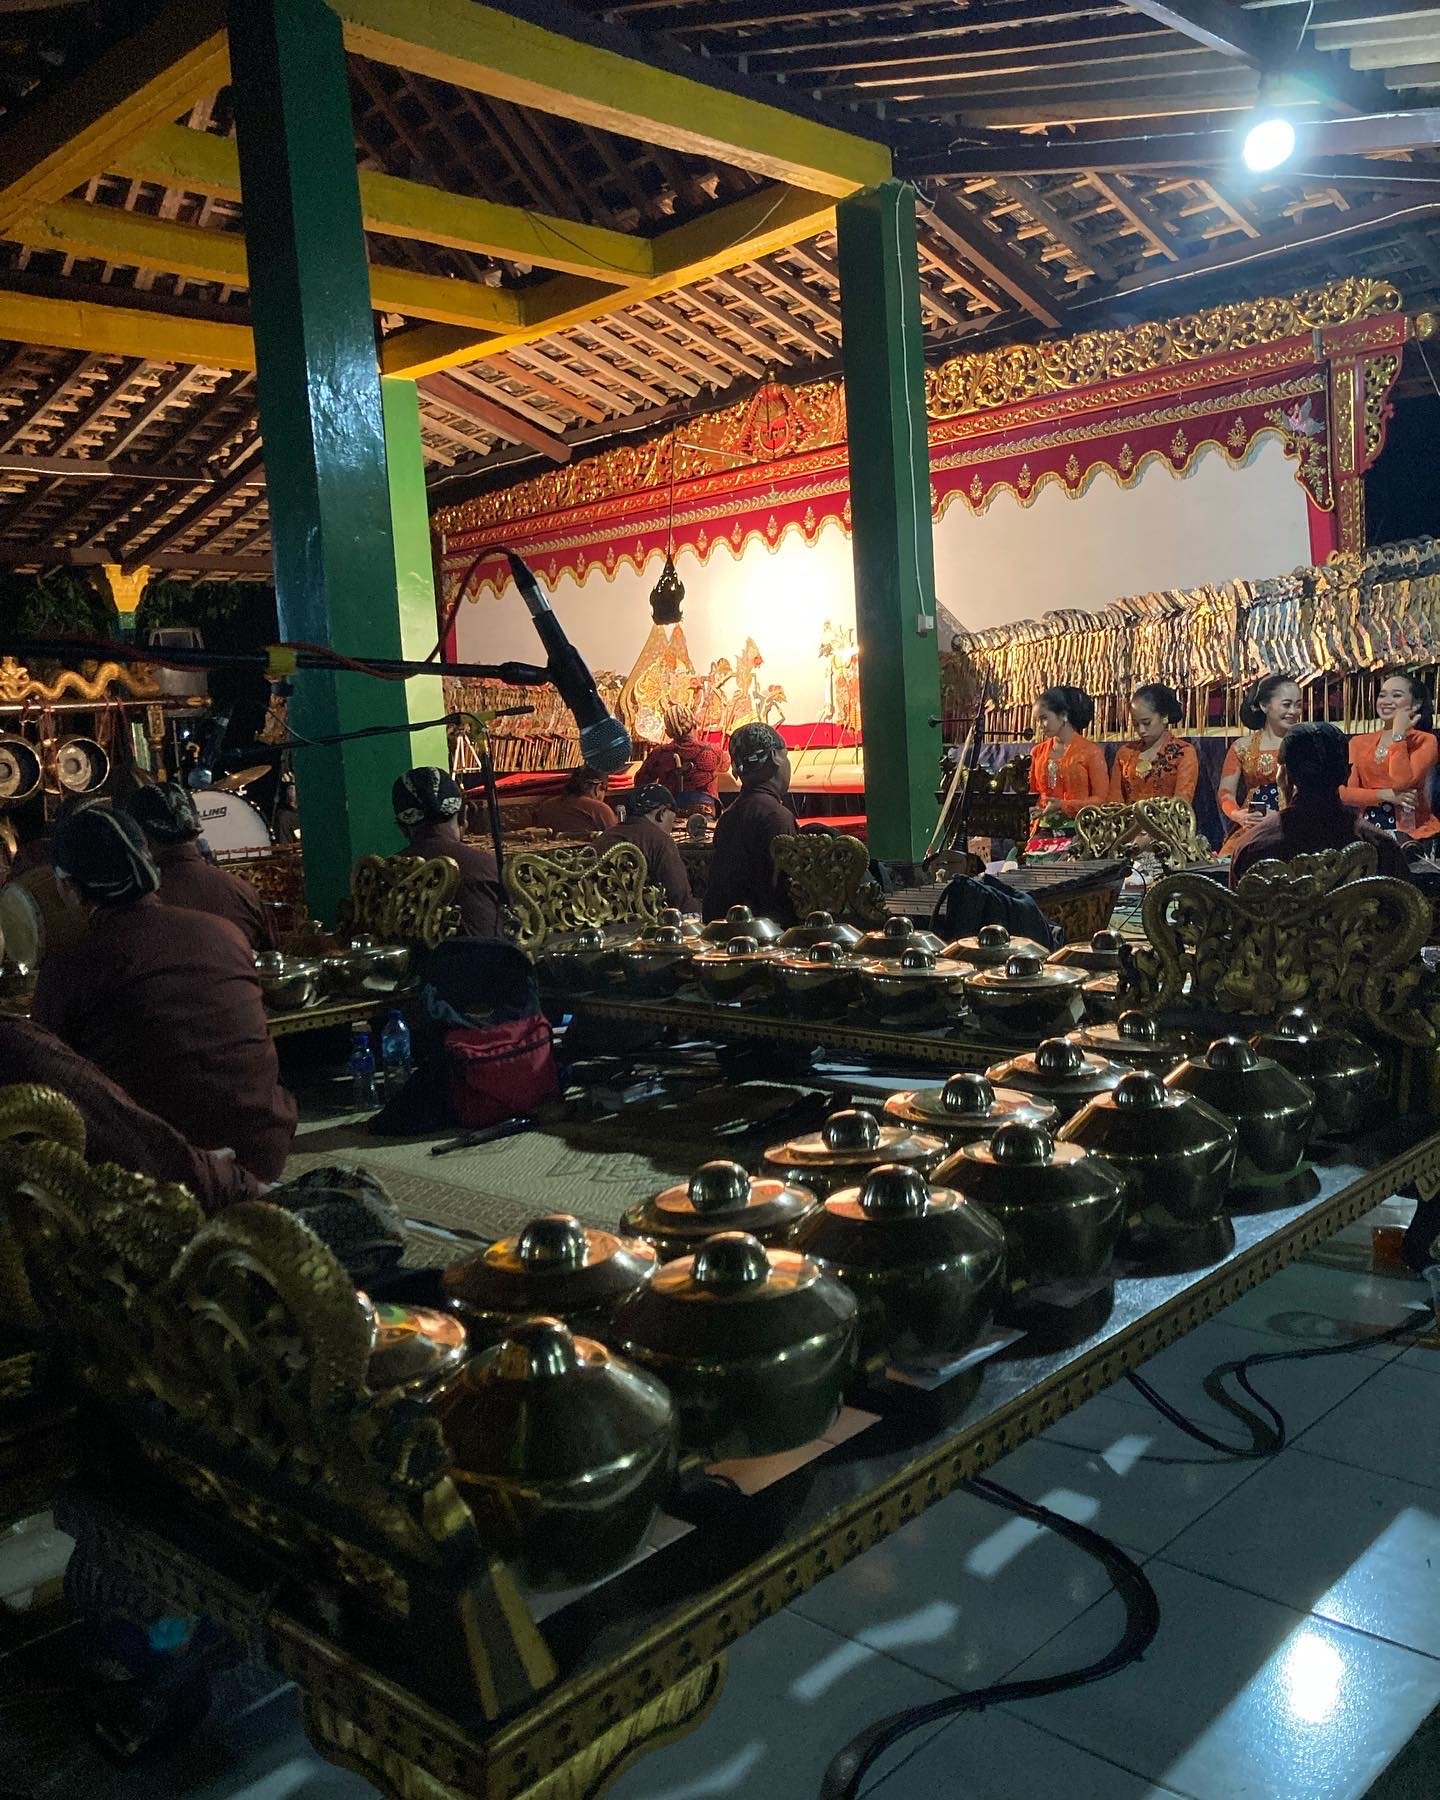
436, 279, 1423, 606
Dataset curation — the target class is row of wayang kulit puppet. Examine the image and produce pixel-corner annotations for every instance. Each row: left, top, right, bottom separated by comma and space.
945, 533, 1440, 742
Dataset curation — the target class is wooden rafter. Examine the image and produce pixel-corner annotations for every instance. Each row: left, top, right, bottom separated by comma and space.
0, 0, 228, 236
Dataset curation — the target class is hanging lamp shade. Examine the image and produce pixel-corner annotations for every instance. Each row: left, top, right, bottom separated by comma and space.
650, 554, 685, 625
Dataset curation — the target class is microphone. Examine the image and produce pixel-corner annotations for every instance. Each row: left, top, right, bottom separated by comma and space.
188, 707, 231, 789
506, 551, 632, 774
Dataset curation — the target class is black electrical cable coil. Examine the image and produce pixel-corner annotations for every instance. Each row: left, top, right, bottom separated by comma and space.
821, 1301, 1434, 1799
817, 1477, 1161, 1800
1125, 1303, 1434, 1457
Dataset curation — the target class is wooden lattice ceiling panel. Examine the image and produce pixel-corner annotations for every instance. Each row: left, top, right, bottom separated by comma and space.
0, 1, 1439, 559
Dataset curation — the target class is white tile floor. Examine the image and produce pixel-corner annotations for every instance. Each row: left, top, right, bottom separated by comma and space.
44, 1205, 1440, 1800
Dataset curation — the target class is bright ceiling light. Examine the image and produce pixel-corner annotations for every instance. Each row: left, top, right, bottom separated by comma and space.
1242, 112, 1296, 173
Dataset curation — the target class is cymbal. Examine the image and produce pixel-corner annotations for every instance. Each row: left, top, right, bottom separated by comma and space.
215, 764, 272, 792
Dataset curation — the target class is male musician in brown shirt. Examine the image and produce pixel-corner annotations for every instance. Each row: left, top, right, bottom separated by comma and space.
534, 767, 620, 838
702, 721, 799, 924
0, 1017, 263, 1212
601, 784, 696, 912
32, 807, 297, 1183
393, 767, 503, 938
126, 782, 278, 953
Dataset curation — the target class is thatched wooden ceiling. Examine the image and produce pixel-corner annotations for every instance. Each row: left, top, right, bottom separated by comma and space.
0, 0, 1438, 574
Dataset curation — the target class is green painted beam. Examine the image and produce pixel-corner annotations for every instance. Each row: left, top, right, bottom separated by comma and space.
227, 0, 412, 921
382, 376, 450, 772
836, 180, 942, 862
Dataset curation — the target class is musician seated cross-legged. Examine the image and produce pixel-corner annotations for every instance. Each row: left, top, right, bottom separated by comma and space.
534, 766, 619, 838
393, 766, 503, 939
126, 781, 278, 953
0, 1016, 263, 1212
703, 721, 798, 926
31, 806, 297, 1183
1229, 722, 1413, 887
601, 784, 696, 913
634, 704, 725, 813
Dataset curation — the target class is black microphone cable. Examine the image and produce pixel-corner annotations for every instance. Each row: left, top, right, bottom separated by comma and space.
818, 1477, 1161, 1800
822, 1301, 1434, 1799
1124, 1302, 1434, 1457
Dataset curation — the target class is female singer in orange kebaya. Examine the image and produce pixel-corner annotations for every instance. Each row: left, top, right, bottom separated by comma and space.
1340, 671, 1439, 842
1109, 683, 1200, 805
1218, 674, 1301, 833
1030, 685, 1109, 817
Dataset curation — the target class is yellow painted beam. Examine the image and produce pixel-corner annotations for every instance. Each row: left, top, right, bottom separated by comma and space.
380, 184, 837, 378
0, 0, 229, 238
0, 291, 254, 371
13, 201, 529, 333
332, 0, 891, 199
14, 202, 248, 287
360, 167, 650, 282
114, 125, 651, 282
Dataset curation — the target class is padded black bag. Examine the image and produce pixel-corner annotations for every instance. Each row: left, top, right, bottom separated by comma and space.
929, 873, 1061, 949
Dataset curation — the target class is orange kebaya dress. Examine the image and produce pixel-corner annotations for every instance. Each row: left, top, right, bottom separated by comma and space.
1108, 736, 1200, 805
1220, 731, 1282, 831
1340, 729, 1440, 840
1030, 735, 1110, 817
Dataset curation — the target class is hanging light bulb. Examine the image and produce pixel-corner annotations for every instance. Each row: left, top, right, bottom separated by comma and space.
1242, 77, 1297, 173
650, 427, 685, 624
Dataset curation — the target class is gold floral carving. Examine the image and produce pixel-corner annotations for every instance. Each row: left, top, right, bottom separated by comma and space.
0, 1096, 558, 1717
505, 842, 661, 951
435, 379, 846, 537
1125, 846, 1434, 1043
1364, 353, 1401, 462
348, 854, 462, 949
925, 277, 1402, 419
1073, 799, 1211, 870
771, 833, 886, 926
0, 656, 163, 705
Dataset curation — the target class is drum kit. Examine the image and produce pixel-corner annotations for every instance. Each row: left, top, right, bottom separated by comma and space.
190, 764, 275, 857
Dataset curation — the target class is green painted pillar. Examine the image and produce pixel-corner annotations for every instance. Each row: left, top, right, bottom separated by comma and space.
381, 376, 450, 771
228, 0, 411, 921
836, 180, 942, 863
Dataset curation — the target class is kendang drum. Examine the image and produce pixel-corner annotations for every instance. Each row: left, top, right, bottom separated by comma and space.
0, 738, 41, 804
189, 788, 273, 858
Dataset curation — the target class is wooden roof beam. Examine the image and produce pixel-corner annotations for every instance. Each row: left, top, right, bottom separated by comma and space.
485, 351, 611, 422
121, 437, 264, 562
112, 126, 651, 284
0, 545, 270, 574
379, 183, 836, 377
0, 0, 227, 238
419, 372, 573, 462
1085, 172, 1183, 260
989, 178, 1120, 283
1085, 192, 1440, 295
330, 0, 892, 198
1122, 0, 1398, 114
919, 189, 1070, 326
680, 283, 792, 361
578, 321, 701, 396
637, 296, 766, 380
502, 345, 623, 416
707, 271, 831, 357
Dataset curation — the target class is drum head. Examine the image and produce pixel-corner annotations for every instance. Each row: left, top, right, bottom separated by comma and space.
0, 882, 43, 973
189, 789, 273, 857
0, 739, 41, 803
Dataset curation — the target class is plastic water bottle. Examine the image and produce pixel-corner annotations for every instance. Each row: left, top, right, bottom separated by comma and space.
380, 1009, 412, 1095
348, 1028, 378, 1109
